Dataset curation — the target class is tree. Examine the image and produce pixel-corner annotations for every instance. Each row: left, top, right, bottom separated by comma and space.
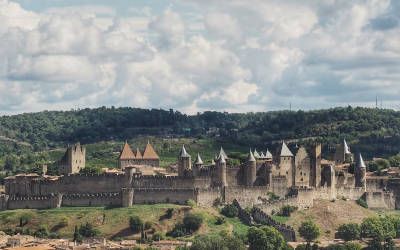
247, 226, 286, 250
337, 223, 360, 241
73, 225, 82, 242
361, 216, 396, 249
129, 216, 144, 234
298, 221, 320, 245
220, 204, 239, 218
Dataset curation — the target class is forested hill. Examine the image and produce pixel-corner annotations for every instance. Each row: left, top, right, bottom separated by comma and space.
1, 106, 400, 157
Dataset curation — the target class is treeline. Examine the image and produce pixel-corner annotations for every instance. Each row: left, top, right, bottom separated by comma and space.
1, 106, 400, 158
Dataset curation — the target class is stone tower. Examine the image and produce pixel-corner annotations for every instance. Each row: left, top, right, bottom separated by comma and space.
216, 152, 227, 187
294, 146, 311, 187
278, 141, 295, 187
246, 150, 257, 186
310, 143, 322, 187
58, 142, 86, 175
178, 145, 191, 177
193, 153, 203, 177
334, 139, 353, 164
355, 153, 367, 190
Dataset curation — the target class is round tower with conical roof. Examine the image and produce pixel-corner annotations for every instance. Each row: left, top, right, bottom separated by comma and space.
355, 153, 367, 189
193, 153, 203, 177
178, 145, 191, 177
246, 150, 257, 186
216, 152, 227, 187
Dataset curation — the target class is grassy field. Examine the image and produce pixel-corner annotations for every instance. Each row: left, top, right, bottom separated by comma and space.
0, 204, 250, 241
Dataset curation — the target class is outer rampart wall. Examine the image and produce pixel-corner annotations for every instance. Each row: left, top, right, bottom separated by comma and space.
365, 191, 395, 209
133, 188, 196, 205
62, 193, 121, 207
225, 186, 270, 207
7, 195, 60, 210
196, 188, 221, 207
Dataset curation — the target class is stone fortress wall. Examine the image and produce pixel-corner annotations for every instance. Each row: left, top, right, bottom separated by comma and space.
0, 140, 399, 212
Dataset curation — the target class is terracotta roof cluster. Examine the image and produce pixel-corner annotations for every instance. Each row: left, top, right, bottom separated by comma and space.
119, 141, 159, 160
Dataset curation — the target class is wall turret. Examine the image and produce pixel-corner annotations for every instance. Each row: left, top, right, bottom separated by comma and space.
246, 150, 257, 186
178, 145, 191, 177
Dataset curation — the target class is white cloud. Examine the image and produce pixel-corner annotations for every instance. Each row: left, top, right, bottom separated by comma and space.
0, 0, 399, 113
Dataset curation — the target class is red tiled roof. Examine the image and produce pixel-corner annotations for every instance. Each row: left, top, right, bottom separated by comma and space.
142, 142, 159, 160
119, 142, 136, 160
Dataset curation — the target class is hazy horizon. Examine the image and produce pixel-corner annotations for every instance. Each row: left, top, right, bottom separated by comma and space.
0, 0, 399, 114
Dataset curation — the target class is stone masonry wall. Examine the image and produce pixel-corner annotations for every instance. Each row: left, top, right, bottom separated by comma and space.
133, 188, 196, 204
225, 186, 270, 207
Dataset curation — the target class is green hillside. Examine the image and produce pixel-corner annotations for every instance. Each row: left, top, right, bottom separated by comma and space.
2, 106, 400, 174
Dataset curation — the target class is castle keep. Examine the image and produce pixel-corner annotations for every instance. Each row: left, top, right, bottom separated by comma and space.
0, 140, 398, 212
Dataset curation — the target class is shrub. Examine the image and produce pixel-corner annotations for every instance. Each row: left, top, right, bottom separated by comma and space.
325, 242, 362, 250
220, 204, 239, 218
337, 223, 360, 241
34, 226, 49, 238
191, 234, 246, 250
183, 213, 203, 233
152, 232, 164, 241
278, 205, 298, 217
19, 213, 33, 227
356, 198, 368, 208
268, 192, 280, 201
166, 208, 174, 218
49, 232, 59, 239
186, 199, 196, 208
167, 223, 186, 238
129, 216, 144, 234
78, 222, 99, 238
215, 216, 225, 225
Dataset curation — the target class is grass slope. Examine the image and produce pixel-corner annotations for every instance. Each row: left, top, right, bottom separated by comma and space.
286, 199, 376, 240
0, 205, 250, 240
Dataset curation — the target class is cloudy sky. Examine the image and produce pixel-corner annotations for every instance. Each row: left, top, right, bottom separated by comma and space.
0, 0, 399, 114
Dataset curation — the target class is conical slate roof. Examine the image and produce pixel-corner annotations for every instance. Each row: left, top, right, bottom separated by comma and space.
344, 139, 351, 154
356, 153, 366, 169
217, 153, 226, 163
247, 150, 256, 162
119, 142, 135, 160
280, 141, 293, 157
179, 145, 191, 158
253, 149, 260, 158
142, 141, 159, 159
265, 149, 273, 159
194, 153, 203, 165
219, 147, 228, 159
